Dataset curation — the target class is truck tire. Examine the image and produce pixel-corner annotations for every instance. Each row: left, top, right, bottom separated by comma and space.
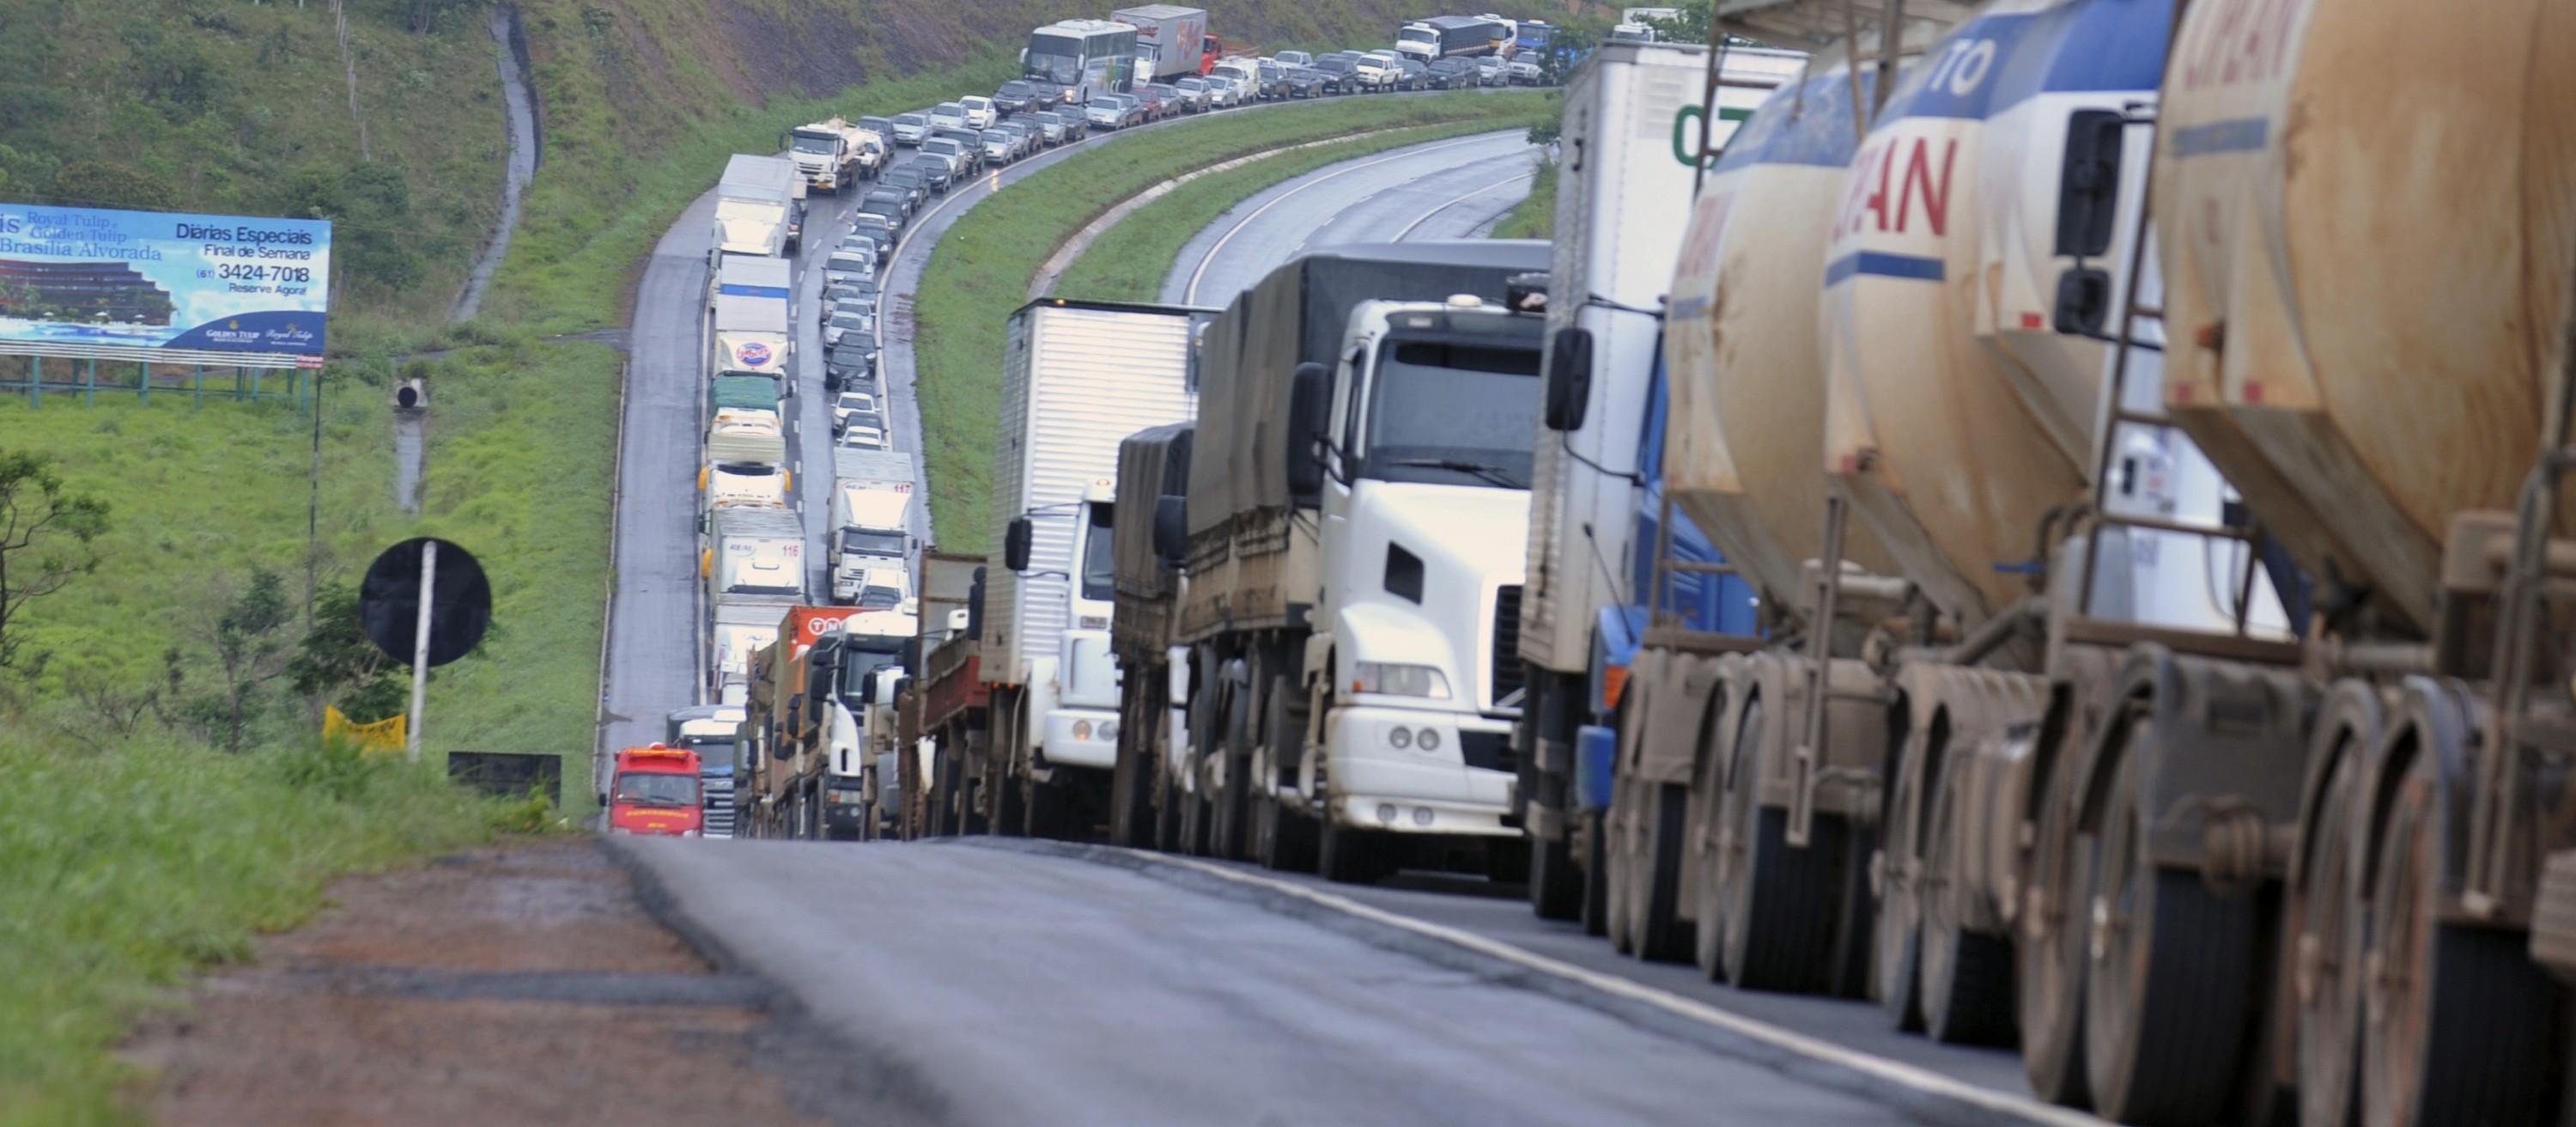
1917, 761, 2013, 1045
1580, 809, 1610, 938
1209, 684, 1253, 861
1255, 676, 1318, 871
1529, 819, 1583, 921
2081, 730, 2258, 1127
1874, 734, 1925, 1030
1321, 816, 1394, 885
1715, 698, 1843, 992
2360, 748, 2559, 1127
2293, 746, 2366, 1127
1024, 772, 1072, 840
2018, 738, 2096, 1109
1625, 780, 1693, 963
1605, 780, 1635, 954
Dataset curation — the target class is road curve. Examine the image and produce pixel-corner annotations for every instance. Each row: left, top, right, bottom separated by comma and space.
1162, 130, 1540, 307
621, 837, 1917, 1127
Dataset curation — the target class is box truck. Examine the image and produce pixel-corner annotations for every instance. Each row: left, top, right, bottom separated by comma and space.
1115, 5, 1212, 80
828, 448, 918, 603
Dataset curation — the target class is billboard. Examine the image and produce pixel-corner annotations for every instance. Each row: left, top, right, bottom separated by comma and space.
0, 204, 331, 357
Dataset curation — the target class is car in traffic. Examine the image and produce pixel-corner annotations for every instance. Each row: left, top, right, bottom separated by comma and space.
836, 420, 888, 451
854, 193, 905, 235
928, 101, 969, 134
920, 136, 977, 178
878, 161, 933, 204
863, 184, 914, 222
1395, 57, 1429, 89
1279, 65, 1329, 98
979, 128, 1016, 164
1172, 76, 1214, 112
1352, 53, 1400, 91
1029, 111, 1070, 145
1085, 94, 1145, 130
1309, 56, 1358, 93
1425, 56, 1477, 88
890, 113, 929, 145
823, 248, 875, 288
992, 79, 1046, 115
1272, 49, 1312, 68
832, 391, 879, 434
959, 94, 999, 129
823, 343, 875, 393
1506, 55, 1541, 84
1477, 54, 1507, 85
824, 307, 874, 350
846, 213, 896, 257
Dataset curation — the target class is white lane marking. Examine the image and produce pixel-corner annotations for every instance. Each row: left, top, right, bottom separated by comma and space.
1182, 133, 1517, 305
1393, 168, 1536, 241
1126, 849, 2108, 1127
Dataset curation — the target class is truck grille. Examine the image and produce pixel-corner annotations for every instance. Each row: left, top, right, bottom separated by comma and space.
1490, 585, 1524, 707
702, 779, 738, 838
1459, 730, 1516, 774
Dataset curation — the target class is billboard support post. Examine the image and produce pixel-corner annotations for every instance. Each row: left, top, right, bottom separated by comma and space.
137, 362, 148, 407
27, 356, 36, 408
82, 358, 93, 406
193, 364, 203, 408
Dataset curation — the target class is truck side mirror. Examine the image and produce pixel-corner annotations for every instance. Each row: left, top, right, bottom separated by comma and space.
1153, 494, 1188, 564
1544, 328, 1594, 431
1285, 361, 1332, 496
1004, 516, 1034, 572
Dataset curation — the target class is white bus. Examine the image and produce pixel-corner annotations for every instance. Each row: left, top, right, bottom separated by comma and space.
1023, 20, 1139, 103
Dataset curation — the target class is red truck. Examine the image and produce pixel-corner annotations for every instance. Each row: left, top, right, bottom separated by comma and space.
605, 746, 705, 837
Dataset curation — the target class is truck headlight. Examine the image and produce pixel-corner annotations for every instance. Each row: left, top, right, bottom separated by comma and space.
1351, 662, 1450, 699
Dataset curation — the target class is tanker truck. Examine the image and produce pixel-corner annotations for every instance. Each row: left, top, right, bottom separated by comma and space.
1510, 38, 1794, 925
1615, 0, 2299, 1090
2038, 3, 2576, 1124
1176, 242, 1551, 880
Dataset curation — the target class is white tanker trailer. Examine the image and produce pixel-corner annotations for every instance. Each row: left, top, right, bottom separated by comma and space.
2134, 1, 2576, 1124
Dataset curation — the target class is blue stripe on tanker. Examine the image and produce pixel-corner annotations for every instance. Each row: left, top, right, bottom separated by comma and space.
1824, 251, 1947, 285
1881, 0, 2172, 123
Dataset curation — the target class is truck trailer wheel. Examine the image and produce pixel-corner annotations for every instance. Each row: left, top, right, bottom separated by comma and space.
1715, 697, 1842, 992
1618, 780, 1693, 962
1580, 809, 1610, 938
2292, 740, 2366, 1127
2081, 735, 2255, 1127
2360, 748, 2561, 1127
1529, 819, 1583, 921
2018, 740, 2096, 1109
1255, 677, 1319, 872
1874, 740, 1925, 1031
1917, 761, 2014, 1045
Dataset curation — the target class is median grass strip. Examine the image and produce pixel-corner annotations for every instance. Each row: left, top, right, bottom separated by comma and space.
1052, 118, 1552, 304
1491, 158, 1558, 240
914, 91, 1557, 551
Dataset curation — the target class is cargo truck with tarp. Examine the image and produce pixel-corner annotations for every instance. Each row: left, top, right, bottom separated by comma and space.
1103, 422, 1196, 850
1166, 241, 1550, 880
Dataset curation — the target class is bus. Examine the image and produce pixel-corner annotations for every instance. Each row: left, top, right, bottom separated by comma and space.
1023, 20, 1139, 103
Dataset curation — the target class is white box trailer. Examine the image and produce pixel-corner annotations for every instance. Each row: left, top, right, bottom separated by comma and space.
710, 601, 785, 704
1114, 4, 1208, 80
710, 253, 793, 377
713, 155, 805, 259
829, 448, 919, 603
983, 299, 1204, 826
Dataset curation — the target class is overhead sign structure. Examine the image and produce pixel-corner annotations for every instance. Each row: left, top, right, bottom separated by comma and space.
0, 203, 331, 367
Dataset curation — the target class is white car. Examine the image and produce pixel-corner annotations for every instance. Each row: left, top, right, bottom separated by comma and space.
703, 460, 789, 509
824, 308, 873, 349
960, 95, 999, 129
1353, 54, 1401, 91
837, 423, 888, 451
832, 391, 879, 433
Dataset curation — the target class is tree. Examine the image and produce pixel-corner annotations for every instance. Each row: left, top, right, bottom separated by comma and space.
180, 568, 294, 753
0, 451, 109, 672
289, 580, 409, 722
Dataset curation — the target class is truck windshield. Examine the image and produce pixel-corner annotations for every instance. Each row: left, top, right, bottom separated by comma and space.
791, 133, 837, 155
1080, 503, 1115, 602
614, 772, 700, 807
1400, 27, 1437, 44
677, 737, 736, 772
858, 584, 904, 609
841, 529, 907, 556
1364, 338, 1542, 489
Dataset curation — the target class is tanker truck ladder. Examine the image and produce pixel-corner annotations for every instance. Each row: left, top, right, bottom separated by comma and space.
2467, 300, 2576, 917
2063, 106, 2293, 666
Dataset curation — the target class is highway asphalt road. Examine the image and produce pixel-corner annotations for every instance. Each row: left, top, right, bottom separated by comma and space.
1162, 129, 1540, 307
620, 837, 1943, 1127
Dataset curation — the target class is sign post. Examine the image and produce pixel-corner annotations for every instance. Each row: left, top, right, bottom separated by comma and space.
404, 540, 439, 761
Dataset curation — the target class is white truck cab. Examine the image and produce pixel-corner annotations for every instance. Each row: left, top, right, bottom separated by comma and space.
1299, 295, 1546, 842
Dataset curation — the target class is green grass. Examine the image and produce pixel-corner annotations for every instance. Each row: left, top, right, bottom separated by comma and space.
0, 728, 506, 1126
1491, 158, 1558, 241
915, 90, 1556, 551
1054, 114, 1553, 303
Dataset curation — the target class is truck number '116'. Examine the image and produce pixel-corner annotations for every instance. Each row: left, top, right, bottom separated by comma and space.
217, 263, 314, 283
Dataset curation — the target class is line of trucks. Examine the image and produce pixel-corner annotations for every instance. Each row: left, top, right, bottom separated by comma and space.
840, 5, 2576, 1124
